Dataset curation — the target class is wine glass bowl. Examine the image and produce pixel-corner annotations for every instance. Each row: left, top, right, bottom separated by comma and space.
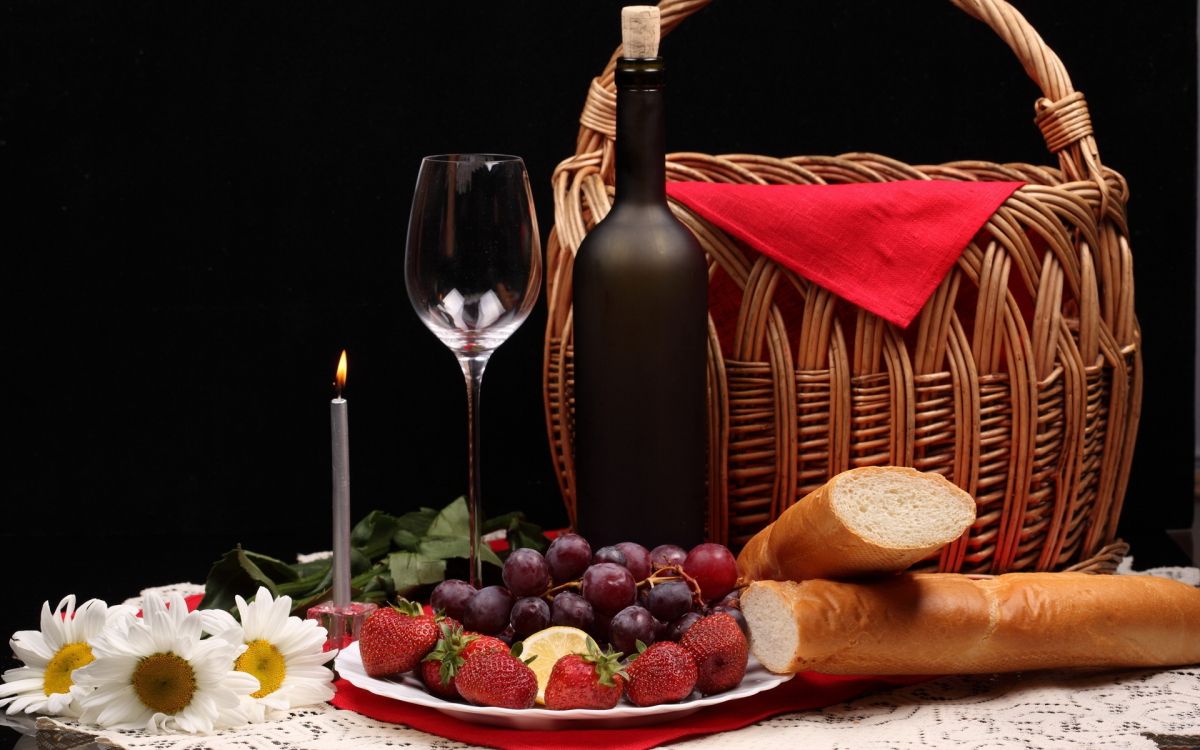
404, 154, 541, 585
406, 154, 541, 355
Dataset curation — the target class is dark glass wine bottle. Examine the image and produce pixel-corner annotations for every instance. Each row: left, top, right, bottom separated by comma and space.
572, 49, 708, 549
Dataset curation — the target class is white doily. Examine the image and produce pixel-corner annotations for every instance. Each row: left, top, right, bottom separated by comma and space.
670, 667, 1200, 750
1117, 557, 1200, 586
24, 667, 1200, 750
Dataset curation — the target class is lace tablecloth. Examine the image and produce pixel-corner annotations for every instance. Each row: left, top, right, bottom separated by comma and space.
12, 567, 1200, 750
15, 666, 1199, 750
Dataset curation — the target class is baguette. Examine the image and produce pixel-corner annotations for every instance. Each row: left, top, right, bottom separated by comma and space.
736, 466, 976, 582
741, 573, 1200, 674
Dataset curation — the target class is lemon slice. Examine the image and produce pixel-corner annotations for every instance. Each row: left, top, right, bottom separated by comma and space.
519, 626, 592, 705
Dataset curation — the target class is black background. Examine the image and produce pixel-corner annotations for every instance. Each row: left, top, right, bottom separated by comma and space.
1, 0, 1195, 660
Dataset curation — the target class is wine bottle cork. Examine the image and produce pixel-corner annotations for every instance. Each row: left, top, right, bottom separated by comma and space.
621, 6, 660, 59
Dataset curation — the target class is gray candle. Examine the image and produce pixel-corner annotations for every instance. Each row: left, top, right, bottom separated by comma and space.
331, 350, 351, 607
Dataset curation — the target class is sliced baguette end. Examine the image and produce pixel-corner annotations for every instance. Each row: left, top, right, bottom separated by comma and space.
829, 466, 977, 552
741, 580, 802, 674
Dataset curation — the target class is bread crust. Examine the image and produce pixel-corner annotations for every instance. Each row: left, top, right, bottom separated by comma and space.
736, 466, 975, 582
742, 573, 1200, 674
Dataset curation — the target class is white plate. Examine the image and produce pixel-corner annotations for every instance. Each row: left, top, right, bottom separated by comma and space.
335, 640, 793, 730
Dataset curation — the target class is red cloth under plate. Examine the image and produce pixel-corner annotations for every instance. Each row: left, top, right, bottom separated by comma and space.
331, 672, 926, 750
667, 180, 1022, 329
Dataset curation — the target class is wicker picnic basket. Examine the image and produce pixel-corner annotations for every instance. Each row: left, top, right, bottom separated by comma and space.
543, 0, 1140, 573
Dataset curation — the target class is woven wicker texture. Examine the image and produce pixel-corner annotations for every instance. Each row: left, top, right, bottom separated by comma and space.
543, 0, 1140, 573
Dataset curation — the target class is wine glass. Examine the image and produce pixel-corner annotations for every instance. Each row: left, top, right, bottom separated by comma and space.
404, 154, 542, 586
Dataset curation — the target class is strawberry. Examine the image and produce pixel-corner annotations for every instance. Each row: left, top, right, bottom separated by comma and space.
544, 637, 625, 710
679, 612, 748, 695
419, 659, 459, 699
454, 650, 539, 709
419, 623, 509, 699
461, 633, 509, 661
358, 599, 440, 677
625, 641, 698, 706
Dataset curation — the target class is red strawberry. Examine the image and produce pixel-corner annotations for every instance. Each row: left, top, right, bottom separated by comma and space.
544, 638, 626, 710
679, 612, 748, 695
461, 634, 509, 661
419, 623, 510, 699
454, 651, 538, 709
419, 659, 459, 699
625, 641, 698, 706
358, 599, 440, 677
419, 623, 470, 698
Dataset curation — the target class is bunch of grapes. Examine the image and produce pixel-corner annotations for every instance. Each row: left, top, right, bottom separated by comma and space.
429, 536, 746, 654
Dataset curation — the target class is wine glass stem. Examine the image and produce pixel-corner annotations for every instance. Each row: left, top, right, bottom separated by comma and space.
459, 353, 491, 587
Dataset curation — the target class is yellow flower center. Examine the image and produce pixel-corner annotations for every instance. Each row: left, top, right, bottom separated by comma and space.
235, 639, 286, 698
43, 642, 94, 696
131, 653, 196, 715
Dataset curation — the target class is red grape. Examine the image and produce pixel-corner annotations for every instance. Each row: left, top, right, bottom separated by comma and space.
712, 605, 749, 636
650, 544, 688, 570
665, 611, 703, 641
580, 562, 636, 614
510, 596, 551, 637
502, 548, 551, 597
615, 542, 652, 580
462, 585, 514, 635
589, 609, 614, 645
609, 605, 658, 654
550, 591, 594, 631
593, 545, 627, 566
645, 580, 693, 622
546, 533, 591, 583
683, 543, 738, 601
430, 579, 476, 621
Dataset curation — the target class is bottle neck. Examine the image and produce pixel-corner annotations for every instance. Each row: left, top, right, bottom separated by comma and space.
614, 58, 666, 206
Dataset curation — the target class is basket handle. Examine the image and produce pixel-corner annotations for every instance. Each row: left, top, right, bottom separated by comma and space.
584, 0, 1108, 202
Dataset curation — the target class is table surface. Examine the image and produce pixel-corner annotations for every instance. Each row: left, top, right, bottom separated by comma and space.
4, 571, 1200, 750
6, 665, 1199, 750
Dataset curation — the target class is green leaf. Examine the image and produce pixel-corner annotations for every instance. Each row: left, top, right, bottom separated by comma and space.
418, 535, 469, 560
350, 547, 373, 575
290, 559, 331, 580
392, 506, 440, 546
392, 529, 423, 551
351, 510, 403, 560
245, 549, 300, 583
426, 496, 470, 538
388, 551, 447, 594
484, 511, 549, 554
419, 497, 503, 567
478, 543, 503, 568
203, 496, 545, 617
274, 568, 329, 597
199, 546, 299, 612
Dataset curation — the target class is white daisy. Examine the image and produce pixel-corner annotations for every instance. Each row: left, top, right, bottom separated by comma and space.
0, 595, 135, 717
201, 586, 334, 719
72, 592, 259, 733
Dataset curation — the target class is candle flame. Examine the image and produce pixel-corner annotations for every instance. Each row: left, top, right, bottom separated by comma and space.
335, 350, 348, 396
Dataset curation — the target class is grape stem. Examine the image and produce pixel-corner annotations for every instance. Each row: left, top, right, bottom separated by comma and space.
538, 565, 706, 609
639, 565, 705, 609
541, 579, 583, 599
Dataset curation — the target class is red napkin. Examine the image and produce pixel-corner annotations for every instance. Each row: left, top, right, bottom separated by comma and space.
667, 180, 1022, 328
331, 672, 926, 750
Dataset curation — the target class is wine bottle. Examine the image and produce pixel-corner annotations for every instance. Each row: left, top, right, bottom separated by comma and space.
572, 6, 708, 549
